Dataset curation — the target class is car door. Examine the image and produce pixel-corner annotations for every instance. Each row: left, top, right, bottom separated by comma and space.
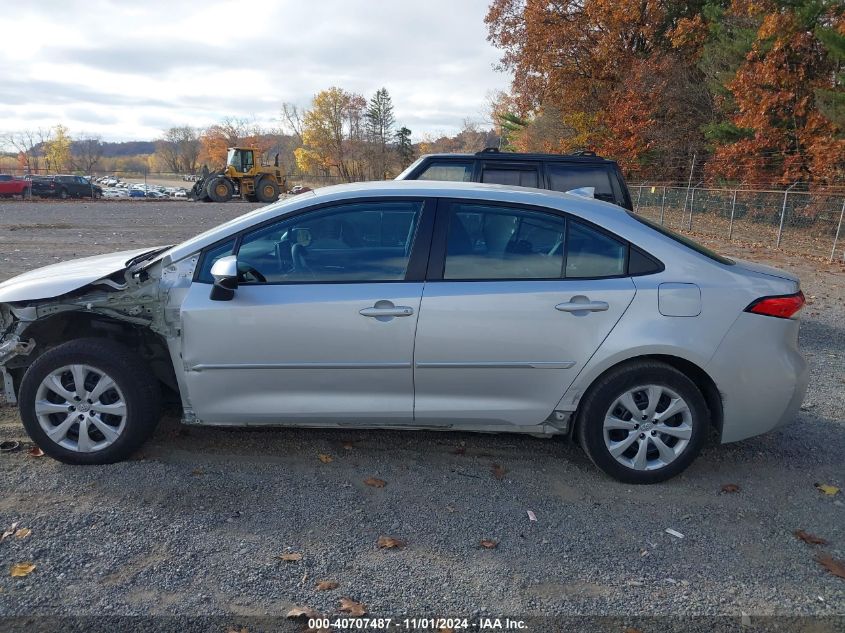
412, 199, 636, 428
179, 198, 434, 425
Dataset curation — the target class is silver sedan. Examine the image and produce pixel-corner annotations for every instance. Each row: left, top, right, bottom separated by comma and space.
0, 182, 808, 482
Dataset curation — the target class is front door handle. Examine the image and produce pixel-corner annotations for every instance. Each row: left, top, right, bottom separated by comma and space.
359, 306, 415, 318
555, 299, 609, 313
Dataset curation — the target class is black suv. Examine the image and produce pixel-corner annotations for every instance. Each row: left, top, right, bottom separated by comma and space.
396, 149, 632, 210
29, 175, 102, 199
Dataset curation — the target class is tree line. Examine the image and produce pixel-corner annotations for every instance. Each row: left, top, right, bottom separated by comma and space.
486, 0, 844, 188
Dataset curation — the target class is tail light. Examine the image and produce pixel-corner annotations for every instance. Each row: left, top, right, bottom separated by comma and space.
745, 291, 805, 319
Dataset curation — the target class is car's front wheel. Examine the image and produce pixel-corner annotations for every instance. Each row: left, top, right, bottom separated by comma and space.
576, 360, 708, 484
19, 338, 161, 464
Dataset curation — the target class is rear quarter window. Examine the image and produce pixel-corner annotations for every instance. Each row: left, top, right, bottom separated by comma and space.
629, 213, 734, 265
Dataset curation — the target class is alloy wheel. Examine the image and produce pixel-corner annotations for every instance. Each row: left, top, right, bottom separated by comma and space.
603, 384, 693, 471
34, 364, 127, 453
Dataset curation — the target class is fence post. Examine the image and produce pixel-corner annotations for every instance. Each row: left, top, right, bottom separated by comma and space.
831, 199, 845, 263
728, 189, 737, 241
659, 186, 667, 225
687, 187, 696, 231
635, 185, 643, 212
776, 182, 798, 249
681, 153, 696, 224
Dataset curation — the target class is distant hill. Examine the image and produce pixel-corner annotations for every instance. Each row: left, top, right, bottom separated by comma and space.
28, 140, 156, 157
97, 141, 156, 157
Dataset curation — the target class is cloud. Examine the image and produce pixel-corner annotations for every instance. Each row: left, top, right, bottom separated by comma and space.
0, 0, 508, 140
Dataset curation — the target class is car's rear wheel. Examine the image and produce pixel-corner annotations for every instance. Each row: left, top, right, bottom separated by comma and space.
19, 338, 161, 465
576, 360, 708, 484
59, 188, 68, 199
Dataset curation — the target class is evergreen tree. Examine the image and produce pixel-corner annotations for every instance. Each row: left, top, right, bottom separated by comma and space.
366, 88, 396, 178
395, 127, 414, 169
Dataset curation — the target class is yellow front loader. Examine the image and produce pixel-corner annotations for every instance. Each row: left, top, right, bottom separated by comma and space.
190, 147, 285, 203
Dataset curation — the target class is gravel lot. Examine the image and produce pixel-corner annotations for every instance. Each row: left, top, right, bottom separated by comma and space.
0, 200, 842, 628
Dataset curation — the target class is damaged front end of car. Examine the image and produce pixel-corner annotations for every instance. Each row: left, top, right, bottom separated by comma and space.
0, 248, 197, 409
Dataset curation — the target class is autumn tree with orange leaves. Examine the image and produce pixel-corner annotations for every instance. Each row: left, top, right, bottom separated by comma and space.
486, 0, 844, 187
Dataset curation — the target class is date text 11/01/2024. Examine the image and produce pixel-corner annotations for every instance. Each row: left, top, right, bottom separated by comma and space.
306, 618, 528, 630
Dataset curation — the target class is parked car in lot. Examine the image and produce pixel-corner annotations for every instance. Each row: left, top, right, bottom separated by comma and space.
0, 174, 32, 198
0, 182, 807, 482
29, 175, 103, 199
397, 148, 633, 210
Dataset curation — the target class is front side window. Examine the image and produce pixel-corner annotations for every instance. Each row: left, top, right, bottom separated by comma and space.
443, 203, 566, 280
416, 161, 473, 182
235, 201, 423, 283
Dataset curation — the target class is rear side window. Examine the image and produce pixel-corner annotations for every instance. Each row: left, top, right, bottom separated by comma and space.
629, 213, 734, 265
416, 161, 473, 182
443, 203, 565, 279
547, 164, 616, 204
481, 166, 539, 188
565, 221, 627, 278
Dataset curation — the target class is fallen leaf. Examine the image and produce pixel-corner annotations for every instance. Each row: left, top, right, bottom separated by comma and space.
440, 628, 455, 633
227, 628, 248, 633
480, 539, 498, 549
14, 528, 31, 540
318, 454, 334, 464
815, 483, 840, 496
446, 504, 457, 513
278, 552, 303, 562
27, 447, 44, 458
624, 628, 643, 633
452, 447, 466, 456
10, 562, 35, 577
815, 554, 845, 579
1, 522, 19, 541
491, 463, 507, 480
377, 535, 406, 549
794, 529, 828, 545
315, 580, 339, 591
339, 597, 368, 616
286, 605, 319, 618
364, 477, 386, 488
191, 468, 204, 476
720, 483, 740, 493
342, 442, 355, 450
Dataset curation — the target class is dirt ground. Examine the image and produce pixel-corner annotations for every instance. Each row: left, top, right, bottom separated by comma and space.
0, 199, 842, 627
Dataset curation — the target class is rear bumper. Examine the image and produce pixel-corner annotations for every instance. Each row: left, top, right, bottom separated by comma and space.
706, 313, 808, 443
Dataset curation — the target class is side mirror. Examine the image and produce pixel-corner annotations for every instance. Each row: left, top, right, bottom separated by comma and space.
209, 255, 238, 301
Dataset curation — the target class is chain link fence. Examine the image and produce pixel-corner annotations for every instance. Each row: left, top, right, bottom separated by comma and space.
630, 184, 845, 263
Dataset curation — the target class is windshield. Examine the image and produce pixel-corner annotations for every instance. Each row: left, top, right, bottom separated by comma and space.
628, 213, 734, 265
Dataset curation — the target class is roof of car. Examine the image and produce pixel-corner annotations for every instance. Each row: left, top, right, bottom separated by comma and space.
416, 149, 617, 163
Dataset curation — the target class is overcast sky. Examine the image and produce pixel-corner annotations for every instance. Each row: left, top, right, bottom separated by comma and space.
0, 0, 509, 143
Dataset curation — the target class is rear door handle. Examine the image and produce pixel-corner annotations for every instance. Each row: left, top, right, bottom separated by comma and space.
555, 300, 609, 313
359, 306, 415, 318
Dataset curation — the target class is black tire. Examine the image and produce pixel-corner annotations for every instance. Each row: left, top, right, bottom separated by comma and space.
255, 176, 279, 203
576, 360, 708, 484
206, 177, 233, 202
59, 188, 68, 200
18, 338, 162, 465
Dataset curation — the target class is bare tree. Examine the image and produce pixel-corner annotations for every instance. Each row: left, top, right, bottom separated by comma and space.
2, 129, 44, 173
71, 135, 104, 173
155, 126, 201, 173
280, 103, 304, 143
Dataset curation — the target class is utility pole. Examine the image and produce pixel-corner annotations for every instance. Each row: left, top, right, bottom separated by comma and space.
776, 182, 799, 248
